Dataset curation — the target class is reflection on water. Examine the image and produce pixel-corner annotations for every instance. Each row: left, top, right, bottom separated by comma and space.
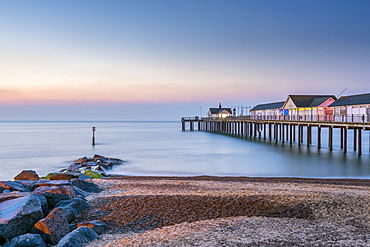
0, 121, 369, 180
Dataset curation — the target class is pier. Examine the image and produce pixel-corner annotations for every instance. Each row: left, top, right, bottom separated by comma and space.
181, 116, 370, 155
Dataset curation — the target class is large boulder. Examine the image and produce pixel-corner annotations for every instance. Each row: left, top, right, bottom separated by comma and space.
15, 180, 38, 191
47, 173, 78, 181
0, 194, 44, 239
55, 198, 90, 223
13, 170, 40, 181
77, 220, 108, 235
33, 180, 72, 190
70, 179, 101, 193
3, 233, 46, 247
0, 181, 30, 193
32, 208, 69, 245
56, 226, 99, 247
32, 186, 76, 209
0, 192, 29, 203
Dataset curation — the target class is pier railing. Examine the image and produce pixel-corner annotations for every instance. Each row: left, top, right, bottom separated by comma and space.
182, 114, 370, 123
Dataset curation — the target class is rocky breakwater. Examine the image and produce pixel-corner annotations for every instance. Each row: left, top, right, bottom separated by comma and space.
0, 155, 123, 247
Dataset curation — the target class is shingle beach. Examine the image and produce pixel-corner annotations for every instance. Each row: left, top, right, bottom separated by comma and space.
81, 176, 370, 246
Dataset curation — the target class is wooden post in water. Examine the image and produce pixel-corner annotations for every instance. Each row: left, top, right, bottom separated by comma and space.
343, 127, 347, 153
92, 127, 96, 146
307, 126, 310, 147
269, 123, 272, 141
328, 126, 333, 151
317, 126, 321, 149
358, 128, 362, 155
353, 129, 357, 151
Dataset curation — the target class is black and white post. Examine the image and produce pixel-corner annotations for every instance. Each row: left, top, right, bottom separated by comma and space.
92, 127, 96, 146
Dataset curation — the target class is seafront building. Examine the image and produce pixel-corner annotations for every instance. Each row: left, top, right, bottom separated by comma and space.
282, 95, 336, 121
250, 101, 285, 120
250, 95, 336, 121
330, 93, 370, 122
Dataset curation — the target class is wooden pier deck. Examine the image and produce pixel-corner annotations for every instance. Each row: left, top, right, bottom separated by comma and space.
181, 117, 370, 155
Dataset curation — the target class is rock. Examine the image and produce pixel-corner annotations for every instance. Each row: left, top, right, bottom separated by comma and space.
71, 179, 101, 193
3, 233, 46, 247
93, 154, 105, 160
0, 194, 44, 239
49, 173, 77, 181
13, 170, 40, 181
77, 221, 108, 235
55, 198, 90, 223
32, 194, 49, 217
2, 189, 11, 193
34, 180, 72, 189
73, 187, 90, 198
74, 157, 90, 164
15, 180, 38, 191
56, 226, 99, 247
0, 181, 30, 193
77, 174, 91, 180
32, 186, 76, 209
0, 192, 30, 203
82, 170, 104, 179
32, 208, 69, 245
68, 224, 77, 232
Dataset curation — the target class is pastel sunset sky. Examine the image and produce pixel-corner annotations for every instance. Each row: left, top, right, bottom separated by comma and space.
1, 0, 369, 120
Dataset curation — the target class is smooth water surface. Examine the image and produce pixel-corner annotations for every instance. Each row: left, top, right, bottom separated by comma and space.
0, 121, 370, 180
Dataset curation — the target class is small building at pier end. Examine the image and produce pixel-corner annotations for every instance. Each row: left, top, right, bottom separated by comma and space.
208, 103, 232, 118
329, 92, 370, 122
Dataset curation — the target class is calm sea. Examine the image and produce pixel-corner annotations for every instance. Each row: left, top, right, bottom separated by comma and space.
0, 121, 370, 181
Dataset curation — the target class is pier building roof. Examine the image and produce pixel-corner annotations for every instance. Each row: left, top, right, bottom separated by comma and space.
329, 93, 370, 107
208, 108, 232, 115
250, 101, 285, 111
283, 95, 336, 109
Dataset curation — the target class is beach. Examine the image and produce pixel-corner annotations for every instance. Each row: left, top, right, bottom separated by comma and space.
78, 176, 370, 246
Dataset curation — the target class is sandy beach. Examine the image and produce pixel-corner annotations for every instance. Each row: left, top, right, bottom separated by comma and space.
79, 176, 370, 246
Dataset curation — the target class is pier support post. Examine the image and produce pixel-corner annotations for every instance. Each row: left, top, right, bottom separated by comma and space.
328, 126, 333, 151
343, 127, 347, 153
317, 126, 321, 149
353, 128, 357, 151
269, 124, 272, 141
358, 128, 362, 155
289, 125, 293, 145
307, 126, 311, 147
182, 122, 185, 131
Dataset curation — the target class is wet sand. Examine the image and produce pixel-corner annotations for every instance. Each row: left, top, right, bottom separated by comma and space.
79, 176, 370, 246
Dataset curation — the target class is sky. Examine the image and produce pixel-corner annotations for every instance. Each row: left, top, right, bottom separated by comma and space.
0, 0, 369, 120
